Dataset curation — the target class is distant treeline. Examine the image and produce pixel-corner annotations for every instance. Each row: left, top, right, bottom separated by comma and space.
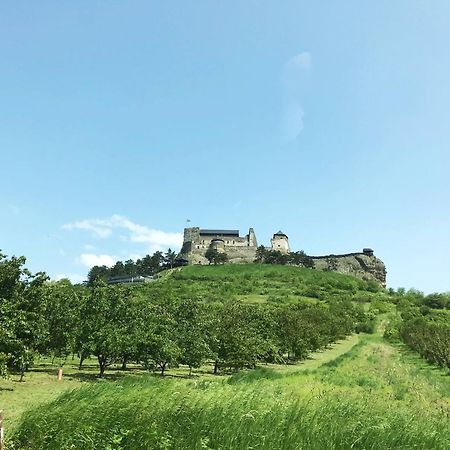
87, 249, 179, 284
87, 247, 315, 285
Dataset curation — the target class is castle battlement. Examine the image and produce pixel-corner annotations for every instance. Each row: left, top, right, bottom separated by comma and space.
178, 226, 386, 286
180, 227, 258, 265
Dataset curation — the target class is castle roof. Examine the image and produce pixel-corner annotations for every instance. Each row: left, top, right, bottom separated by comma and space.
199, 229, 239, 237
273, 230, 288, 238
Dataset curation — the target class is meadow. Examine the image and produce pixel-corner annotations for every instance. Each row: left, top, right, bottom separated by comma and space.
1, 262, 449, 449
7, 331, 450, 449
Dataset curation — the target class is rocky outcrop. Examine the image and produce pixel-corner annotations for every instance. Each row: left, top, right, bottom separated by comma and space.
311, 253, 386, 287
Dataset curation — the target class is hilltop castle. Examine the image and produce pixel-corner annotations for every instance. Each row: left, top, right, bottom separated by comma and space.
179, 227, 387, 286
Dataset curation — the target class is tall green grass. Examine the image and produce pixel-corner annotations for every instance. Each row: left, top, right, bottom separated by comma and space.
11, 374, 450, 450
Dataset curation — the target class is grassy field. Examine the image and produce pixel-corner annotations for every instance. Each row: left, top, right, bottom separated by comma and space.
2, 265, 449, 449
0, 333, 361, 432
5, 330, 450, 449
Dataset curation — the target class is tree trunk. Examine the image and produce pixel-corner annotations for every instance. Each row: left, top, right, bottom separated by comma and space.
213, 360, 219, 375
78, 355, 85, 370
121, 356, 127, 370
19, 362, 26, 382
98, 355, 106, 378
189, 366, 193, 377
161, 363, 166, 376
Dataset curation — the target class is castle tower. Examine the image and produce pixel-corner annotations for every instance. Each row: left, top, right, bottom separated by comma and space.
210, 238, 225, 253
248, 228, 257, 247
271, 231, 290, 254
183, 227, 200, 243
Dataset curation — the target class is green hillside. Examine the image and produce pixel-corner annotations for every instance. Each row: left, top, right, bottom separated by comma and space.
150, 263, 384, 304
3, 262, 450, 449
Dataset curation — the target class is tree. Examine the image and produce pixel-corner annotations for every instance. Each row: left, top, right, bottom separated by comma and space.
205, 248, 228, 265
124, 259, 137, 276
164, 249, 177, 269
110, 261, 125, 277
42, 280, 85, 365
77, 281, 134, 377
137, 303, 181, 376
0, 252, 49, 380
87, 265, 109, 285
150, 251, 164, 273
175, 299, 211, 376
215, 302, 274, 371
289, 251, 314, 268
254, 246, 268, 263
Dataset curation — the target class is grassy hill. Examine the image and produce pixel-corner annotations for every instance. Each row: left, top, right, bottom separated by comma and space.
4, 264, 450, 449
150, 263, 385, 305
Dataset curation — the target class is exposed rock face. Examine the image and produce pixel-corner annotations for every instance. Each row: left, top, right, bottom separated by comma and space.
311, 253, 386, 287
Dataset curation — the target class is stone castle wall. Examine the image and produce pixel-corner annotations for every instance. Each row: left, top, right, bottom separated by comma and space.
180, 227, 258, 265
179, 227, 386, 287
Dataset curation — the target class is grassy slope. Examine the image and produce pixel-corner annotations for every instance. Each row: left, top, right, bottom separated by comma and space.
150, 264, 385, 305
10, 331, 450, 449
4, 265, 450, 449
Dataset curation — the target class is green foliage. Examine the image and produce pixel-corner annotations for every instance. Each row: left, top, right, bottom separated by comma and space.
0, 251, 48, 380
254, 246, 314, 267
204, 248, 228, 265
400, 317, 450, 369
87, 249, 179, 285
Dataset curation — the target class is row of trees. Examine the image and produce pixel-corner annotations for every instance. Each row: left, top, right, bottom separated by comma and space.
1, 252, 363, 379
400, 318, 450, 369
254, 247, 314, 268
43, 282, 363, 377
87, 249, 178, 285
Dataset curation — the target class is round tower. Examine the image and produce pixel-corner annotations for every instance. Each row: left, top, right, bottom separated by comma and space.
271, 231, 290, 254
210, 238, 225, 253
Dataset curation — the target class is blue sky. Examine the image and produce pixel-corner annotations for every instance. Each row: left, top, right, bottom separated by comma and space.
1, 1, 449, 292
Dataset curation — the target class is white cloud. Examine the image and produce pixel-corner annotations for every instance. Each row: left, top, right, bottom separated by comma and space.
62, 219, 112, 238
63, 214, 183, 250
79, 253, 116, 268
84, 243, 96, 250
54, 273, 86, 284
281, 51, 312, 141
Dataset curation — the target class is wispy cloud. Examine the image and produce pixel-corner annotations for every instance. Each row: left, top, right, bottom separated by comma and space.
281, 52, 312, 141
79, 253, 116, 268
62, 219, 113, 238
63, 214, 183, 248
